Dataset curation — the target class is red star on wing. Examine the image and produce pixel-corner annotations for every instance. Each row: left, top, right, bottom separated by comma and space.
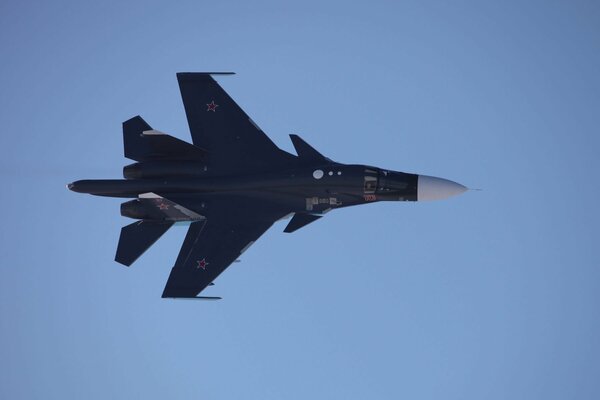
158, 202, 170, 210
196, 259, 209, 270
206, 100, 219, 112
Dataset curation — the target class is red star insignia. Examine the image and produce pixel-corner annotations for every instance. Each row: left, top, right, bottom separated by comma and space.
206, 100, 219, 112
196, 259, 209, 270
158, 202, 169, 210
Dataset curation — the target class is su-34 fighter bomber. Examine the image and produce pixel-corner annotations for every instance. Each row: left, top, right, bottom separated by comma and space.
68, 72, 467, 299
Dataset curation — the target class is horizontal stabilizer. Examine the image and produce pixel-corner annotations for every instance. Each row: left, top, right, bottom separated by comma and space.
290, 134, 328, 163
123, 116, 206, 161
284, 213, 322, 233
115, 220, 173, 266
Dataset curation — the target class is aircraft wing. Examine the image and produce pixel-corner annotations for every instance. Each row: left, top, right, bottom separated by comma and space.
161, 194, 288, 298
177, 73, 295, 173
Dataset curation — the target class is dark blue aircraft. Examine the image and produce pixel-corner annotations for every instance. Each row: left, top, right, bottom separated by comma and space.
68, 73, 466, 299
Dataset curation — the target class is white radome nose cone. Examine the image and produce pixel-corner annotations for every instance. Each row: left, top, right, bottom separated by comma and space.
417, 175, 467, 201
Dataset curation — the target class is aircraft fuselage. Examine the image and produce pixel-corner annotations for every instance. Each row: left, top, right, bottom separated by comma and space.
69, 162, 464, 219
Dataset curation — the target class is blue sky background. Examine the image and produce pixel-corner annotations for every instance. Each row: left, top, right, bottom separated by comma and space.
1, 1, 599, 399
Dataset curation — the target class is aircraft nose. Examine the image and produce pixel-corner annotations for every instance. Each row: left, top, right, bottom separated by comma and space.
66, 182, 75, 191
417, 175, 467, 201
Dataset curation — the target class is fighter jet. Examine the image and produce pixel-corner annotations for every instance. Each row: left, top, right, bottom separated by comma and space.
68, 72, 467, 299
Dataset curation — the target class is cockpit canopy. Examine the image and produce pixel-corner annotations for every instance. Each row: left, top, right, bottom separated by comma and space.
364, 168, 418, 197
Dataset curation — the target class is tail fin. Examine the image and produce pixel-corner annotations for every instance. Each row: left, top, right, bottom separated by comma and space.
123, 116, 206, 161
115, 220, 173, 266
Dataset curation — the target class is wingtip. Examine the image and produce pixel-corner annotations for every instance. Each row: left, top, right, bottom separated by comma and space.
177, 72, 236, 79
162, 296, 222, 300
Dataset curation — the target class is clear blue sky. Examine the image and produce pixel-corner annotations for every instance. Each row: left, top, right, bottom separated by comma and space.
1, 1, 599, 399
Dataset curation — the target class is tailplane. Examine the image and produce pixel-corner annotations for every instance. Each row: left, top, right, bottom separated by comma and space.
115, 220, 173, 266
